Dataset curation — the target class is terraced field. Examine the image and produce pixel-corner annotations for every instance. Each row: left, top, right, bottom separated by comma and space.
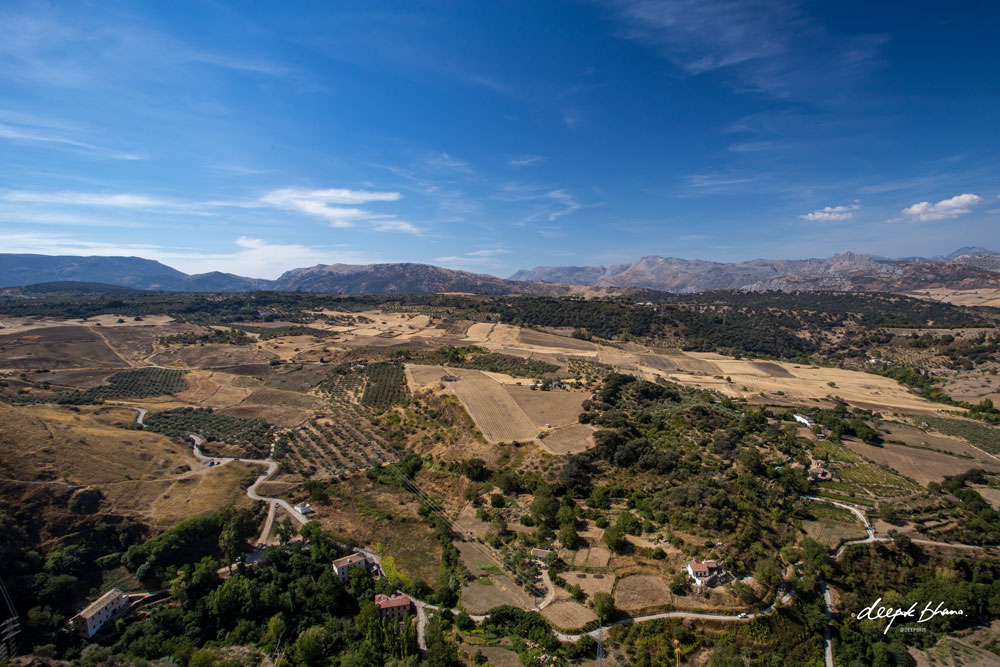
446, 370, 538, 443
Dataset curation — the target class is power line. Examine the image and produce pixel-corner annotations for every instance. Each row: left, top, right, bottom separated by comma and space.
0, 574, 20, 662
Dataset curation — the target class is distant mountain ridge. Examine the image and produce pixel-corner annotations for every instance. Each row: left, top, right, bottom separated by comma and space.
0, 254, 608, 296
0, 249, 997, 297
510, 249, 1000, 293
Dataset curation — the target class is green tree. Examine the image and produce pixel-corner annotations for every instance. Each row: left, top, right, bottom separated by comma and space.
559, 522, 579, 550
603, 525, 626, 552
592, 592, 616, 623
292, 626, 328, 667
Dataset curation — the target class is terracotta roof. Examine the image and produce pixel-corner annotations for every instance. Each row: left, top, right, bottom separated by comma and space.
375, 594, 411, 609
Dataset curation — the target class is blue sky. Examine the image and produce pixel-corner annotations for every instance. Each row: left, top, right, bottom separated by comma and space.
1, 0, 998, 279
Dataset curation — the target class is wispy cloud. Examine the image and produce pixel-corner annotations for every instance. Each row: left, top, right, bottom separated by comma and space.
258, 187, 418, 233
427, 152, 473, 174
494, 184, 589, 225
893, 193, 983, 223
509, 155, 544, 168
433, 247, 509, 271
0, 231, 371, 279
0, 122, 142, 160
606, 0, 887, 101
800, 203, 860, 221
1, 190, 167, 207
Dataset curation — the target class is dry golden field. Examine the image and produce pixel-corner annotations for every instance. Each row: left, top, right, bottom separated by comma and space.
541, 601, 597, 629
0, 324, 125, 370
904, 287, 1000, 307
432, 367, 538, 443
841, 439, 1000, 485
613, 574, 669, 611
562, 571, 616, 596
460, 574, 535, 614
504, 384, 588, 428
540, 423, 597, 455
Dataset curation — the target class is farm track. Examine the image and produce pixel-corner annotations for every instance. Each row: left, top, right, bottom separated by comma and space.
88, 325, 137, 368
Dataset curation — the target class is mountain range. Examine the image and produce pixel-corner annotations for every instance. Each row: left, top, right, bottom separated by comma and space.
510, 248, 1000, 293
0, 248, 998, 297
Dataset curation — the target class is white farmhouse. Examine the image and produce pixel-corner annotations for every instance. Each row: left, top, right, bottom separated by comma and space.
333, 552, 370, 583
71, 589, 129, 638
793, 414, 815, 428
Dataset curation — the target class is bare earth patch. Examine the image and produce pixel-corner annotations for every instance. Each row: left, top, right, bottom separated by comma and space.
504, 385, 588, 429
541, 423, 597, 455
841, 439, 1000, 485
460, 574, 534, 614
542, 601, 597, 629
613, 574, 669, 612
563, 571, 616, 596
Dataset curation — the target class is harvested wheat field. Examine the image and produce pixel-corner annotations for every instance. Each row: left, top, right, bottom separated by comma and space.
563, 571, 615, 596
0, 325, 125, 369
99, 323, 201, 363
542, 601, 597, 629
174, 370, 254, 407
803, 520, 868, 549
574, 546, 612, 568
460, 574, 534, 614
541, 423, 597, 455
519, 329, 598, 352
906, 287, 1000, 308
636, 354, 678, 371
455, 540, 501, 574
658, 350, 722, 375
613, 574, 669, 611
150, 344, 273, 369
446, 370, 538, 443
406, 364, 450, 388
664, 359, 947, 414
751, 361, 795, 378
504, 385, 588, 428
975, 487, 1000, 510
46, 368, 123, 388
882, 422, 998, 461
841, 439, 1000, 485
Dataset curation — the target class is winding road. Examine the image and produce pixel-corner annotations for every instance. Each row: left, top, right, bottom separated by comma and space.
187, 433, 309, 527
124, 405, 309, 540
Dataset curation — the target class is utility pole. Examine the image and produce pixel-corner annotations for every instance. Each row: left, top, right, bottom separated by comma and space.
0, 575, 19, 663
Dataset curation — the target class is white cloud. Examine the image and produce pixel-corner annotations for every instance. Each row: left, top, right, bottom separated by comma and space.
898, 193, 983, 222
433, 248, 508, 266
509, 155, 543, 168
609, 0, 887, 101
1, 190, 168, 208
0, 122, 141, 159
800, 203, 861, 221
427, 152, 472, 173
257, 187, 418, 233
0, 232, 373, 280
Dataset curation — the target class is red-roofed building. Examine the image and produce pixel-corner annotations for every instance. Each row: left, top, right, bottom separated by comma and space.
374, 593, 413, 619
686, 559, 724, 586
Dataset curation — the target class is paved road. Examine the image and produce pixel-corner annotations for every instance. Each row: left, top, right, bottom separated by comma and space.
821, 581, 835, 667
805, 494, 994, 666
536, 567, 556, 611
553, 591, 794, 642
